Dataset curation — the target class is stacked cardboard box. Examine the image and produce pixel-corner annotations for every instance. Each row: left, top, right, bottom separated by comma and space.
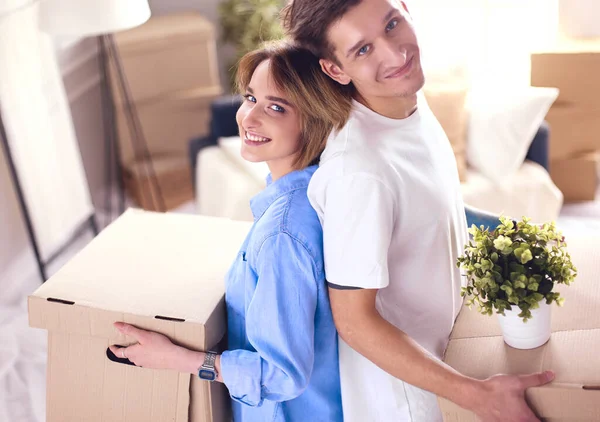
108, 12, 222, 211
28, 209, 252, 421
531, 37, 600, 202
439, 235, 600, 421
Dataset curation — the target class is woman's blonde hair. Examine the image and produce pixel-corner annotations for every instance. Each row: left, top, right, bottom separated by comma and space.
236, 40, 352, 169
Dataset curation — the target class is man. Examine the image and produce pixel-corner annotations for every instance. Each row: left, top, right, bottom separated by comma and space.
282, 1, 554, 421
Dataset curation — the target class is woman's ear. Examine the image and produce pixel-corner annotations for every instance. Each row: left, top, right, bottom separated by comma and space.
320, 59, 352, 86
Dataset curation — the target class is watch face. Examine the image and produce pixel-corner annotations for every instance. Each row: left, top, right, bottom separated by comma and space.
199, 369, 216, 381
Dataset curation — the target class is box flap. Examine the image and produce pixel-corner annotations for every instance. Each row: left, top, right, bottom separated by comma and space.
29, 209, 251, 330
443, 235, 600, 419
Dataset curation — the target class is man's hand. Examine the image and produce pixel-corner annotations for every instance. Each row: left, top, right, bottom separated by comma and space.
109, 322, 203, 374
467, 371, 555, 422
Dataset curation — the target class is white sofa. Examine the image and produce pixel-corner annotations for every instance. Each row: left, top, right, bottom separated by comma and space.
196, 136, 563, 224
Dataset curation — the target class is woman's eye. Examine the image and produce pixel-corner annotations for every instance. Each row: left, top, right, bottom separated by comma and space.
244, 94, 256, 103
357, 45, 370, 56
270, 104, 285, 113
386, 19, 398, 32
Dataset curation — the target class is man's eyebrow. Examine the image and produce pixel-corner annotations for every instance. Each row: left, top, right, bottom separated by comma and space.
266, 95, 292, 107
247, 86, 254, 93
345, 8, 399, 58
382, 8, 396, 24
346, 38, 366, 58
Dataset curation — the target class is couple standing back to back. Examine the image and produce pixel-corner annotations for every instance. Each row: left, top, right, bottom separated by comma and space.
110, 1, 555, 421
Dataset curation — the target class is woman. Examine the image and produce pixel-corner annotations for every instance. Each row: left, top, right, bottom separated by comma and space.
109, 40, 352, 421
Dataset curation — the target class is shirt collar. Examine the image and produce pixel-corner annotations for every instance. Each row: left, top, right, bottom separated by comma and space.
250, 165, 317, 221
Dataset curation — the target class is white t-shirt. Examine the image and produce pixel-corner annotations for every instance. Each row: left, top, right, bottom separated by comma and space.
307, 96, 468, 422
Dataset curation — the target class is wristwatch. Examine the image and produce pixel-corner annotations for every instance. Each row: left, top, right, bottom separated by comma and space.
198, 351, 218, 381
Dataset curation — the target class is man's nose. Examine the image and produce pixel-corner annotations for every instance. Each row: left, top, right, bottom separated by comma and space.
378, 40, 408, 67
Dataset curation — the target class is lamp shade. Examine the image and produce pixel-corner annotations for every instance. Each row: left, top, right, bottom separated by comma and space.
39, 0, 151, 36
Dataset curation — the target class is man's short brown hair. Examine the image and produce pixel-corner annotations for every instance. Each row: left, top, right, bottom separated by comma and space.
281, 0, 362, 64
236, 40, 352, 169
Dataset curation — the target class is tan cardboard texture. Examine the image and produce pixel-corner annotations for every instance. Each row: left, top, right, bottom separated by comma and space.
439, 235, 600, 421
551, 153, 599, 203
108, 12, 221, 104
531, 38, 600, 108
28, 209, 251, 422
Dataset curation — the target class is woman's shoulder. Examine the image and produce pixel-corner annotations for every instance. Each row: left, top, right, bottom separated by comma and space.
250, 188, 324, 268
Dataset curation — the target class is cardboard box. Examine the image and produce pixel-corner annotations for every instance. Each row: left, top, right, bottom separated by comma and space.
28, 209, 252, 422
545, 105, 600, 160
424, 84, 468, 182
109, 12, 221, 104
115, 91, 218, 165
550, 153, 599, 202
531, 38, 600, 108
439, 235, 600, 421
123, 155, 194, 212
531, 38, 600, 161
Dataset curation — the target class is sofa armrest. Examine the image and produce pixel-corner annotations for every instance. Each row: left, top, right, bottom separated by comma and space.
525, 121, 549, 172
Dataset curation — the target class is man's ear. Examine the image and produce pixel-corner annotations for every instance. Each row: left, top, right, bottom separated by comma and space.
320, 58, 352, 86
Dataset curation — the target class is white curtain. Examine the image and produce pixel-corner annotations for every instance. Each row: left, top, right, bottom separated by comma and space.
409, 0, 560, 87
0, 0, 94, 263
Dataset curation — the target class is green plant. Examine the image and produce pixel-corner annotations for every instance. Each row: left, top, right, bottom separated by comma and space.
457, 216, 577, 322
219, 0, 284, 86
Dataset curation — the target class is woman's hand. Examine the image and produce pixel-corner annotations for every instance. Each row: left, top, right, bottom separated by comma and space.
109, 322, 203, 374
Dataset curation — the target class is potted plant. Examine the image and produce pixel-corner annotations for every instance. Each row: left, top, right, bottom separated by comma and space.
219, 0, 284, 89
457, 216, 577, 349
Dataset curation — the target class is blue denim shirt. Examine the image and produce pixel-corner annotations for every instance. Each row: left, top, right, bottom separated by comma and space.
220, 165, 343, 422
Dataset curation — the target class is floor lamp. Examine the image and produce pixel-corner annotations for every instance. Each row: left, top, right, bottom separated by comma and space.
39, 0, 165, 226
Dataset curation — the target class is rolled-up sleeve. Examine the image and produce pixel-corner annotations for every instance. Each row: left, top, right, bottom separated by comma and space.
220, 232, 319, 407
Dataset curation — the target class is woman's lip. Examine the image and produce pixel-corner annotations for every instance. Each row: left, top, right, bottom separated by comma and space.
385, 56, 414, 79
244, 137, 271, 146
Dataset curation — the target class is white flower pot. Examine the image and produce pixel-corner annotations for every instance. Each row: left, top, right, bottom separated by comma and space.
496, 302, 551, 349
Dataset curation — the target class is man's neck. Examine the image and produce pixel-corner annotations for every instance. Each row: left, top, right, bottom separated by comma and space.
355, 92, 418, 120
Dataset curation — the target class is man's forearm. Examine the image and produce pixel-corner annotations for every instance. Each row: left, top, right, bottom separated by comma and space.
339, 308, 480, 409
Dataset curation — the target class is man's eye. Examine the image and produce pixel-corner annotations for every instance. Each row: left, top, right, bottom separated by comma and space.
244, 94, 256, 103
357, 45, 370, 56
386, 19, 398, 32
270, 104, 285, 113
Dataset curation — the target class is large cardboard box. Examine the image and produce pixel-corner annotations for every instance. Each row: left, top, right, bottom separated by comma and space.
123, 155, 194, 212
116, 91, 217, 166
531, 37, 600, 161
544, 106, 600, 161
109, 12, 221, 104
109, 12, 223, 165
550, 153, 599, 202
439, 235, 600, 421
531, 38, 600, 108
28, 209, 252, 422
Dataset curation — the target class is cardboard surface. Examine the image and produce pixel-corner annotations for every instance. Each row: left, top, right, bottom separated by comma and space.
550, 153, 599, 203
108, 12, 221, 104
440, 235, 600, 421
424, 85, 468, 182
115, 93, 216, 166
544, 106, 600, 161
29, 209, 252, 422
123, 155, 194, 212
531, 38, 600, 162
531, 38, 600, 108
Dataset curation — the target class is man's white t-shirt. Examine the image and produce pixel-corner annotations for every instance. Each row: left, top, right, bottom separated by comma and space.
307, 96, 468, 422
